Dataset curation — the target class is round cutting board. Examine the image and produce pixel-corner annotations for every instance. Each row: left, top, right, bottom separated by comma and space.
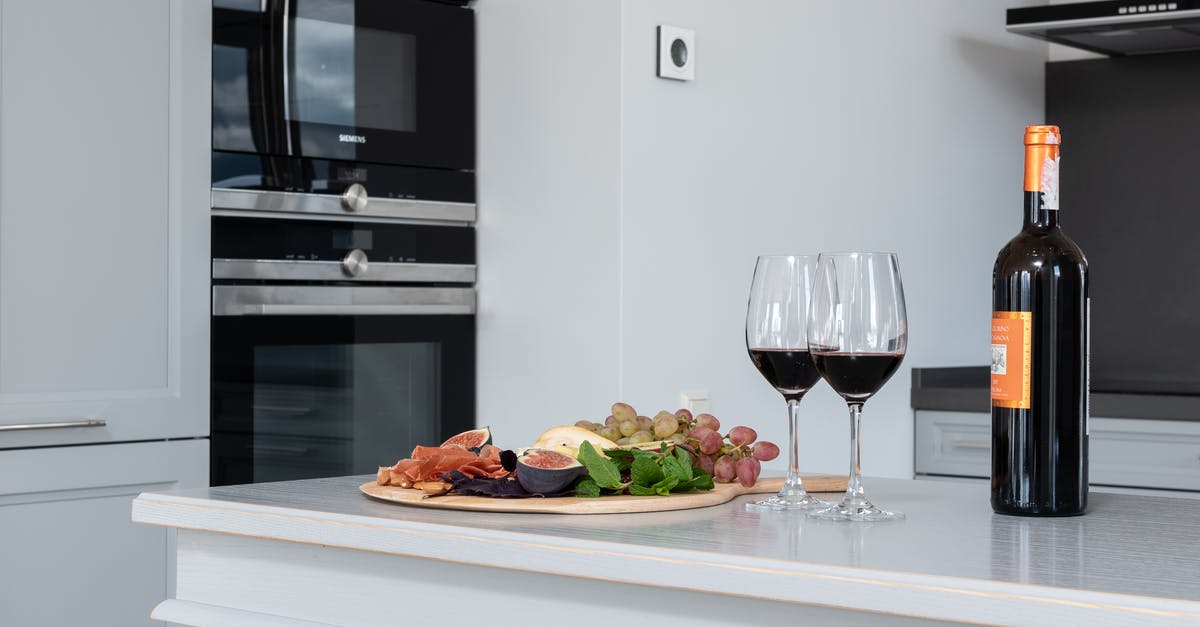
360, 475, 847, 514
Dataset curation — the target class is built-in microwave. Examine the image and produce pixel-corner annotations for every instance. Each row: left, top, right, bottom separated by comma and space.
212, 0, 475, 221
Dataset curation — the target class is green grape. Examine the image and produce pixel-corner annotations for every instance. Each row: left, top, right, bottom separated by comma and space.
652, 413, 680, 438
611, 402, 637, 423
619, 419, 639, 437
616, 437, 632, 446
598, 426, 621, 441
629, 430, 654, 445
636, 415, 653, 432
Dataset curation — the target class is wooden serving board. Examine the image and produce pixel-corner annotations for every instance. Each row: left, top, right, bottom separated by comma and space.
359, 475, 847, 514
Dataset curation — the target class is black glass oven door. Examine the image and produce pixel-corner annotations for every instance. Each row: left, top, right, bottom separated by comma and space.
211, 313, 474, 486
213, 0, 474, 171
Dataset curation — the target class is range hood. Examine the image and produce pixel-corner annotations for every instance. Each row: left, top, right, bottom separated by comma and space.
1007, 1, 1200, 56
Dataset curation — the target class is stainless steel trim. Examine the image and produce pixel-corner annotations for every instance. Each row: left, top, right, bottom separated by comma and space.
1006, 9, 1200, 34
281, 0, 294, 155
0, 419, 107, 432
211, 188, 476, 223
342, 183, 369, 212
950, 439, 991, 450
213, 285, 475, 316
212, 259, 476, 283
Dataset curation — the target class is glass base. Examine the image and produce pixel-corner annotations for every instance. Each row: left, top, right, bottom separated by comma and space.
808, 501, 904, 522
745, 494, 830, 512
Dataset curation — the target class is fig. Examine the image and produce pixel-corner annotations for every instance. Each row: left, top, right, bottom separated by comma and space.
441, 427, 493, 452
516, 448, 588, 494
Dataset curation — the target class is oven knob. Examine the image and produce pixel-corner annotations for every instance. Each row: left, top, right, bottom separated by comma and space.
341, 183, 368, 212
342, 249, 368, 277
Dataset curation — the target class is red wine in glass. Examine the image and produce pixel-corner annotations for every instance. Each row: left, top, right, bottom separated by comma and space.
809, 351, 904, 402
748, 349, 822, 401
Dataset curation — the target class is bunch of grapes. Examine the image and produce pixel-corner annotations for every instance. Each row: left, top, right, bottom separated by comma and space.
575, 402, 780, 488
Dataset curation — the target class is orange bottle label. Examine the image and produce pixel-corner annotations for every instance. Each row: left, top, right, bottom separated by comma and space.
991, 312, 1031, 409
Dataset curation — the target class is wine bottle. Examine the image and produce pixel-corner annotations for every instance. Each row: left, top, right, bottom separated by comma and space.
991, 125, 1089, 516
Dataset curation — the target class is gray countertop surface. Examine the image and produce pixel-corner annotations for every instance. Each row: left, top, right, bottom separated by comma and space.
912, 366, 1200, 420
134, 474, 1200, 626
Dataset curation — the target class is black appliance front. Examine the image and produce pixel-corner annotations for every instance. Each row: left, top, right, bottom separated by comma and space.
211, 314, 474, 486
212, 0, 474, 172
210, 215, 477, 486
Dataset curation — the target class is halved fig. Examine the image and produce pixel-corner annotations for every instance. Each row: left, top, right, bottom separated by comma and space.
441, 427, 493, 452
515, 448, 588, 494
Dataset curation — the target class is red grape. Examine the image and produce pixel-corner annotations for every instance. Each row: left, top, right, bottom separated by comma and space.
752, 441, 780, 462
695, 413, 721, 431
728, 426, 757, 447
674, 408, 693, 423
688, 426, 715, 443
694, 454, 715, 475
713, 455, 736, 482
735, 457, 761, 487
699, 431, 723, 455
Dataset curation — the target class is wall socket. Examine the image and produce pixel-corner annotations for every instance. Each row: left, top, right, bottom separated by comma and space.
679, 390, 711, 415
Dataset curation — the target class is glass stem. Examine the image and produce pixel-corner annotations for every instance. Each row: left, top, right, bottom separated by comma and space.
781, 398, 808, 500
843, 402, 868, 508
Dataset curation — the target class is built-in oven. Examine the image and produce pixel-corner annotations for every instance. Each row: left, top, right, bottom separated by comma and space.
212, 0, 474, 221
210, 216, 475, 486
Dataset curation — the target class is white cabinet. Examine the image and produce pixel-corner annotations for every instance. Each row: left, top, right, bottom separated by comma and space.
0, 0, 210, 448
915, 410, 1200, 494
0, 440, 208, 626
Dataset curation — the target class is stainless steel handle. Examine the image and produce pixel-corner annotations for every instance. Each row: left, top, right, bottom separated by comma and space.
212, 259, 476, 283
249, 445, 312, 456
951, 439, 990, 450
213, 285, 476, 316
211, 188, 476, 223
0, 419, 107, 432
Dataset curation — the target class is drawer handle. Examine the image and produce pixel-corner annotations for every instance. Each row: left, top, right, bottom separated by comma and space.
951, 439, 990, 450
0, 419, 107, 432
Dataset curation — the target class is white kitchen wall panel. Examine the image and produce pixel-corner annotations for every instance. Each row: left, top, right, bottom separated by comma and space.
0, 439, 208, 626
476, 0, 1047, 477
0, 0, 209, 448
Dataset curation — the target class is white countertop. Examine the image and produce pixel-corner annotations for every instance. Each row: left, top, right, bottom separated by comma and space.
133, 475, 1200, 626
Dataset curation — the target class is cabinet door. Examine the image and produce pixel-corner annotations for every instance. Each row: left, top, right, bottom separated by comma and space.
0, 0, 210, 448
0, 440, 208, 626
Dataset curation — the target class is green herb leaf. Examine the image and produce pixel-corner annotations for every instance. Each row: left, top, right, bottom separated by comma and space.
672, 447, 695, 481
573, 476, 601, 498
682, 468, 714, 491
628, 484, 658, 496
577, 441, 626, 490
652, 476, 680, 496
662, 454, 690, 486
601, 448, 635, 471
631, 454, 665, 486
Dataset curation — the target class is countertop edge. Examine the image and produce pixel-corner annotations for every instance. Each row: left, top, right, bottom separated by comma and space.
132, 491, 1200, 627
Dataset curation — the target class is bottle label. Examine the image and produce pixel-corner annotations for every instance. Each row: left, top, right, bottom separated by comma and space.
991, 311, 1032, 409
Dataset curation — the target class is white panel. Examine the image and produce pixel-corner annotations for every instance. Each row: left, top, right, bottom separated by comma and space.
0, 0, 168, 393
474, 0, 623, 448
0, 0, 210, 446
0, 440, 208, 627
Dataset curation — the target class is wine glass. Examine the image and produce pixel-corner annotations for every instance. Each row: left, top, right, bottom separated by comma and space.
744, 255, 828, 511
807, 252, 907, 522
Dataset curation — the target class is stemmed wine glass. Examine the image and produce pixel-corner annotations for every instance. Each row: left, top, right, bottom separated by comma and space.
807, 252, 907, 522
745, 255, 828, 511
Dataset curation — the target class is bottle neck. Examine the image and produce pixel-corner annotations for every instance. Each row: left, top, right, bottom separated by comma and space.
1023, 141, 1061, 230
1024, 191, 1059, 229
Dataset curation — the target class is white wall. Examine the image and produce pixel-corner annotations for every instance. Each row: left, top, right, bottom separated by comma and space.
478, 0, 1047, 478
475, 0, 624, 448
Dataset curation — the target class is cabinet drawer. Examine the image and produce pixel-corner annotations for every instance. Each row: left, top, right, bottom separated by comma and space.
914, 410, 1200, 493
1091, 418, 1200, 491
914, 411, 991, 478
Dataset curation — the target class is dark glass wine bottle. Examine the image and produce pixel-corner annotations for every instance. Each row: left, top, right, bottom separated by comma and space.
991, 125, 1089, 517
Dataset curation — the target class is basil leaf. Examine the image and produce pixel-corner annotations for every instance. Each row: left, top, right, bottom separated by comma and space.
577, 441, 626, 490
602, 448, 635, 472
672, 447, 694, 481
683, 468, 714, 491
629, 484, 658, 496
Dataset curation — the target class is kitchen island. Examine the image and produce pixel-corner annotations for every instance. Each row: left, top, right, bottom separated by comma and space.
132, 476, 1200, 626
